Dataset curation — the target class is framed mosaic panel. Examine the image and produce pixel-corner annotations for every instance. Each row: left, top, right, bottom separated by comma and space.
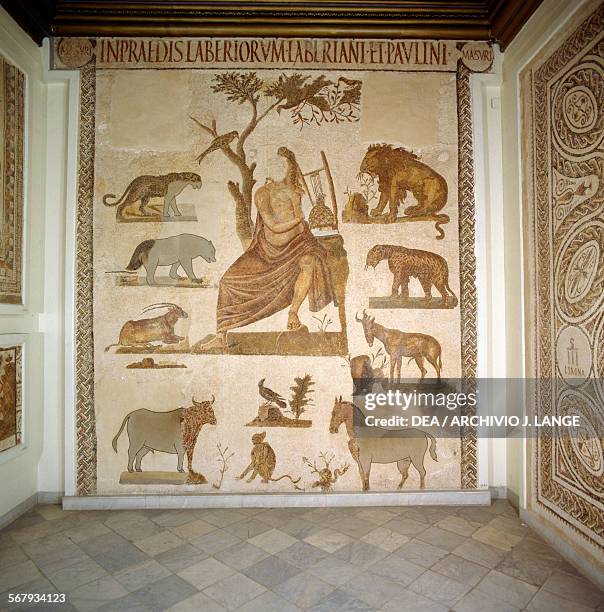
52, 37, 489, 496
0, 341, 22, 453
0, 54, 24, 305
522, 0, 603, 555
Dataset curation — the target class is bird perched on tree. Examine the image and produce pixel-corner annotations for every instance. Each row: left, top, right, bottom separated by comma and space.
196, 130, 239, 163
277, 75, 331, 114
258, 378, 286, 409
336, 77, 362, 106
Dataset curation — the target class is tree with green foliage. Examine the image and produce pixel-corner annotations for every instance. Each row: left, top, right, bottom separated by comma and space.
191, 72, 361, 248
288, 374, 315, 420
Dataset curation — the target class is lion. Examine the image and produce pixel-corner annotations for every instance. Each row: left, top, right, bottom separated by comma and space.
103, 172, 202, 219
359, 144, 448, 222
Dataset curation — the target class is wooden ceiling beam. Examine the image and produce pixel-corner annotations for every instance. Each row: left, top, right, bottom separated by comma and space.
0, 0, 544, 49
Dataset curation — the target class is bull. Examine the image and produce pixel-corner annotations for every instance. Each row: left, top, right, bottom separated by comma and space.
112, 396, 216, 474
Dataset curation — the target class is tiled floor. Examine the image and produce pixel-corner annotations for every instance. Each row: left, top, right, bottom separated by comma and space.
0, 500, 602, 611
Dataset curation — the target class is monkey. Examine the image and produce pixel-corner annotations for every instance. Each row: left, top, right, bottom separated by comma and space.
238, 432, 301, 486
103, 172, 202, 219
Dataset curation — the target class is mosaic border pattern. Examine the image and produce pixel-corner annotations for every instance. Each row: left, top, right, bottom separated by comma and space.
523, 1, 604, 550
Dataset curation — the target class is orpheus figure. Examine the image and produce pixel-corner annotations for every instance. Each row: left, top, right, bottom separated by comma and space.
199, 147, 335, 351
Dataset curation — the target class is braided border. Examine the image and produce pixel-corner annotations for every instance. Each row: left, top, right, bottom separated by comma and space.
457, 64, 478, 489
75, 62, 97, 496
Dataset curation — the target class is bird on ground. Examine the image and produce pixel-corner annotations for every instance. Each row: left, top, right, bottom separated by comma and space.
258, 378, 286, 409
196, 130, 239, 163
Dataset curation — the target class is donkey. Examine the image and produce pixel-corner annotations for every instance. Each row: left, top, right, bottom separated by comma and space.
355, 310, 442, 380
329, 396, 437, 490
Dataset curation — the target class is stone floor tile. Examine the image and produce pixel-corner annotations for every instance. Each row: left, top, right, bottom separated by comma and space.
258, 508, 308, 527
456, 507, 497, 525
303, 528, 353, 553
557, 558, 583, 577
214, 541, 270, 570
238, 590, 302, 612
95, 594, 149, 612
354, 507, 397, 525
486, 515, 529, 539
226, 518, 272, 540
165, 591, 227, 612
408, 568, 471, 607
106, 517, 164, 543
46, 557, 108, 592
472, 525, 522, 552
150, 510, 204, 529
154, 544, 209, 573
133, 530, 183, 556
0, 545, 28, 570
453, 538, 506, 568
191, 528, 241, 555
361, 526, 409, 552
248, 528, 297, 554
112, 559, 171, 592
380, 588, 449, 612
202, 571, 266, 610
278, 517, 322, 540
431, 553, 489, 586
81, 534, 148, 574
77, 532, 127, 556
169, 519, 216, 540
381, 517, 429, 538
367, 553, 425, 586
496, 546, 559, 586
23, 536, 89, 574
527, 588, 596, 612
132, 574, 197, 611
475, 569, 538, 608
392, 538, 448, 568
324, 516, 375, 539
102, 511, 147, 527
35, 505, 68, 521
333, 540, 389, 568
197, 509, 246, 528
541, 570, 604, 608
68, 575, 129, 612
4, 512, 47, 534
242, 555, 301, 588
308, 588, 373, 611
276, 541, 328, 569
396, 508, 433, 524
0, 577, 59, 611
0, 560, 42, 592
8, 521, 62, 546
2, 503, 602, 612
177, 557, 234, 590
64, 522, 112, 544
452, 586, 520, 612
273, 571, 335, 608
416, 526, 467, 551
435, 515, 480, 537
300, 508, 343, 525
306, 555, 363, 587
343, 569, 407, 607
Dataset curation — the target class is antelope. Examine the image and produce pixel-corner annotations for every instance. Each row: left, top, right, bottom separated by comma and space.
105, 303, 188, 351
355, 310, 442, 380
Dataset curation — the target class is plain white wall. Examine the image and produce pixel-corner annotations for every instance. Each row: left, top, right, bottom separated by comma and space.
0, 8, 79, 518
0, 6, 47, 518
